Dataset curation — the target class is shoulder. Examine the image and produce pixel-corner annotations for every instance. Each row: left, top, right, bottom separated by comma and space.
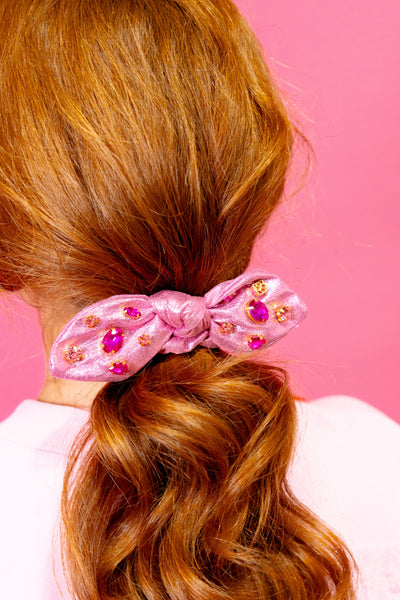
289, 395, 400, 548
296, 393, 400, 430
294, 395, 400, 464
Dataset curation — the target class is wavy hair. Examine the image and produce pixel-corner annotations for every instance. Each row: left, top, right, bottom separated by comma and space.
0, 0, 359, 598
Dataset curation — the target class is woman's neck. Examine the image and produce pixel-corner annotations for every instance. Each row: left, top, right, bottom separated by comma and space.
36, 373, 104, 409
36, 301, 105, 408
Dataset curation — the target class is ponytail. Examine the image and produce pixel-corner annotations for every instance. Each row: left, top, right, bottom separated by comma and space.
61, 350, 358, 599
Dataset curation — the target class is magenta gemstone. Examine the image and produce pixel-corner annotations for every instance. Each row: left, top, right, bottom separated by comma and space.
246, 299, 269, 322
102, 328, 124, 353
223, 291, 238, 304
124, 307, 142, 319
248, 335, 267, 350
109, 361, 128, 375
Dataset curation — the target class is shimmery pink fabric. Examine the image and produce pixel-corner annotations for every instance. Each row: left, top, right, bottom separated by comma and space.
49, 270, 307, 382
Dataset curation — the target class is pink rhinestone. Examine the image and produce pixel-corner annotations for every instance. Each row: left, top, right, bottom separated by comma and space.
64, 344, 84, 363
109, 361, 128, 375
247, 335, 267, 350
138, 334, 151, 347
219, 323, 236, 334
123, 307, 142, 319
102, 328, 124, 353
85, 315, 99, 328
223, 291, 238, 303
276, 306, 292, 323
245, 299, 269, 323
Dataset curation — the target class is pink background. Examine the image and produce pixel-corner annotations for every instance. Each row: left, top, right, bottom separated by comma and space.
0, 0, 399, 423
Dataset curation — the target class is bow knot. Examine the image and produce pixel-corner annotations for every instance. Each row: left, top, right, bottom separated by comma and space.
151, 291, 211, 352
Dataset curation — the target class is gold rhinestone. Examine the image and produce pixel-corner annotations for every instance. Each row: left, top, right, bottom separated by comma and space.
85, 315, 99, 328
64, 344, 84, 363
251, 280, 268, 297
275, 306, 292, 323
219, 322, 236, 334
138, 334, 151, 347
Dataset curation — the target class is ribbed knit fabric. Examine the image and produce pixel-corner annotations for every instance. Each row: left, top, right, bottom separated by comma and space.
0, 395, 399, 599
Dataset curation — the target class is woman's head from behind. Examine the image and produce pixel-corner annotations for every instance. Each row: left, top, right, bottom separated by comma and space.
0, 2, 359, 599
0, 0, 293, 309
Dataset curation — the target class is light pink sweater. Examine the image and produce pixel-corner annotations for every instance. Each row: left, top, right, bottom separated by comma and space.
0, 396, 399, 599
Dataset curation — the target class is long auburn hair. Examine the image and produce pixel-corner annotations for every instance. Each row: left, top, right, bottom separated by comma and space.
0, 0, 359, 598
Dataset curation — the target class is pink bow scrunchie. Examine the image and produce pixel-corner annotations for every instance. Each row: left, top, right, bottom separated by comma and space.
49, 270, 307, 382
